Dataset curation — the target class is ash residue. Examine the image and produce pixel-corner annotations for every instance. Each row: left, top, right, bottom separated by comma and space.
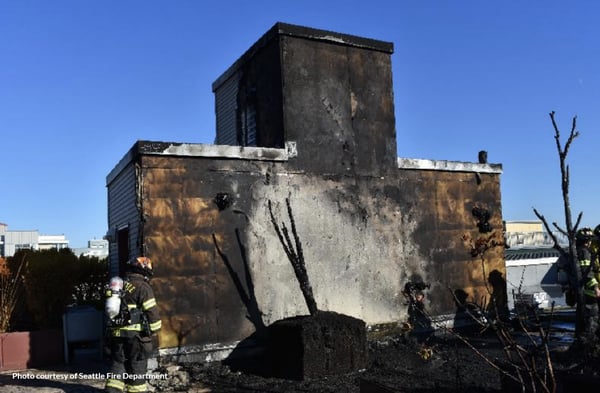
180, 332, 505, 393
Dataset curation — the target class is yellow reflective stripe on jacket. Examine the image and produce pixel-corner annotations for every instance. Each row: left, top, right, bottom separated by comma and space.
142, 298, 157, 310
109, 324, 143, 336
126, 383, 148, 392
120, 323, 143, 331
580, 259, 592, 266
149, 320, 162, 332
106, 378, 125, 391
584, 275, 598, 297
586, 278, 599, 288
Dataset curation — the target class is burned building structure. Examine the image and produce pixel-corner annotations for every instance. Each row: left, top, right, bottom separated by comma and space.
106, 22, 504, 358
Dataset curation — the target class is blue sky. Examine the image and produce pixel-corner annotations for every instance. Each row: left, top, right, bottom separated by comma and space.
1, 1, 599, 248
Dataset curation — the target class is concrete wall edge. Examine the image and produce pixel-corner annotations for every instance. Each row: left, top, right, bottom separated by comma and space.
397, 157, 503, 174
107, 141, 291, 186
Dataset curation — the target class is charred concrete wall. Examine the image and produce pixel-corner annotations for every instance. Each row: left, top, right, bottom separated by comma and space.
106, 23, 505, 353
278, 25, 397, 175
106, 143, 503, 349
398, 162, 505, 314
213, 22, 397, 175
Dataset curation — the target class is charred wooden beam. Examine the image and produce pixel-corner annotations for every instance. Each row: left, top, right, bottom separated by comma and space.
268, 198, 318, 316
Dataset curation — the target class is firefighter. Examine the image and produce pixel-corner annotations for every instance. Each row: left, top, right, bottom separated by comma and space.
105, 256, 161, 393
592, 225, 600, 283
577, 227, 600, 341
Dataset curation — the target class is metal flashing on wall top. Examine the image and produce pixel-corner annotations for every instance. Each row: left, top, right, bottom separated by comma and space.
136, 141, 289, 160
106, 140, 290, 186
397, 157, 503, 174
274, 22, 394, 53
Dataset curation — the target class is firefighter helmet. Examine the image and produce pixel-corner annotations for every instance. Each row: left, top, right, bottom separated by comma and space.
576, 227, 594, 243
128, 256, 153, 277
594, 224, 600, 238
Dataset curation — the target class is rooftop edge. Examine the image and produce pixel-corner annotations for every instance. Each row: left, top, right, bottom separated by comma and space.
397, 157, 503, 174
212, 21, 394, 92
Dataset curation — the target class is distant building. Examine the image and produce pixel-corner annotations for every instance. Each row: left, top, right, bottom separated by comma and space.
0, 222, 6, 256
504, 220, 567, 248
72, 239, 109, 258
0, 223, 69, 257
38, 235, 69, 251
504, 220, 567, 310
505, 246, 564, 310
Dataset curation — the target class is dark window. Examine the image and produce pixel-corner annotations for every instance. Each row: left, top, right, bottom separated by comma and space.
117, 227, 130, 277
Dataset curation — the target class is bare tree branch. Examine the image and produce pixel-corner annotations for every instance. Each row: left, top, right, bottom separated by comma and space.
551, 222, 568, 237
533, 208, 567, 259
534, 112, 585, 336
574, 212, 583, 230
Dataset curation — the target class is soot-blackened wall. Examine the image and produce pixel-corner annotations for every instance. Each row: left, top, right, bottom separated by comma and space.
106, 23, 505, 352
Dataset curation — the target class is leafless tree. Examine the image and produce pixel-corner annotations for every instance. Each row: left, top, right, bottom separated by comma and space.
533, 111, 584, 335
0, 256, 25, 333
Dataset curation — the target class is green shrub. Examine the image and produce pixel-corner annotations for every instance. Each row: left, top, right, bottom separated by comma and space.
8, 248, 108, 330
71, 254, 108, 311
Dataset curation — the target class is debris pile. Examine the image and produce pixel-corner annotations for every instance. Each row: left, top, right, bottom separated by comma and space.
268, 310, 367, 380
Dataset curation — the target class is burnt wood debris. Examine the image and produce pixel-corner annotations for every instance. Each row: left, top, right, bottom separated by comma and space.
266, 198, 368, 379
268, 198, 318, 316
